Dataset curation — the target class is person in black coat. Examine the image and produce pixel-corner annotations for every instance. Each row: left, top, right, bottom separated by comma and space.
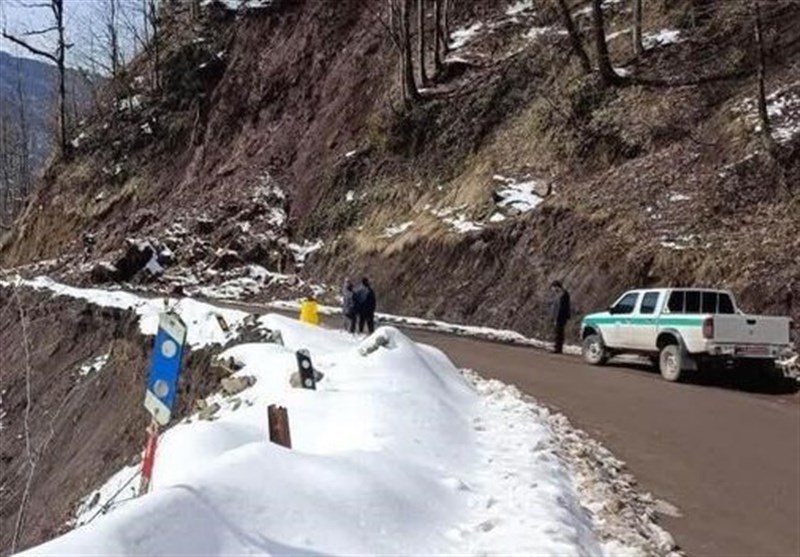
342, 279, 357, 333
354, 277, 377, 334
550, 280, 571, 354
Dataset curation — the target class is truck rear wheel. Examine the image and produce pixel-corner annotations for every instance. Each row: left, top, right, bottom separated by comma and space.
659, 344, 684, 382
583, 334, 609, 366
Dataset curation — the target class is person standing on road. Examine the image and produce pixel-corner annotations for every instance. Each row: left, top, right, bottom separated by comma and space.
342, 279, 357, 333
355, 277, 377, 334
550, 280, 571, 354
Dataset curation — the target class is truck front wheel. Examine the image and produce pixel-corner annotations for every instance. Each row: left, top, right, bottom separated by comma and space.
583, 334, 609, 366
659, 344, 684, 382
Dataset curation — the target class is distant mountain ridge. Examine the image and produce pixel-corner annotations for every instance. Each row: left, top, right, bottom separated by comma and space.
0, 49, 95, 167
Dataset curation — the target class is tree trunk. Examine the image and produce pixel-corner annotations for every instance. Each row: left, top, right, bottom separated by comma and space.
417, 0, 428, 86
556, 0, 592, 73
55, 0, 69, 159
442, 0, 451, 54
753, 1, 776, 152
402, 0, 421, 104
633, 0, 643, 56
433, 0, 443, 74
592, 0, 624, 86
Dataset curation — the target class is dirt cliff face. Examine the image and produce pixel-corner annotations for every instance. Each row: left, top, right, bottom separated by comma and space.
0, 288, 222, 551
1, 0, 798, 342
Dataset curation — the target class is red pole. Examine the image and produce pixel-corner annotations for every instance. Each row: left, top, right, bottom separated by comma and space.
139, 421, 159, 494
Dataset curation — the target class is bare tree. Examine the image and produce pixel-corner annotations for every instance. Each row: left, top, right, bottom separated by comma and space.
555, 0, 592, 73
632, 0, 643, 56
2, 0, 70, 160
417, 0, 428, 86
591, 0, 625, 85
433, 0, 444, 74
753, 1, 776, 152
401, 0, 421, 102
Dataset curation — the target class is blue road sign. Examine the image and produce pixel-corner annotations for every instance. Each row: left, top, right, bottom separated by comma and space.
144, 312, 188, 426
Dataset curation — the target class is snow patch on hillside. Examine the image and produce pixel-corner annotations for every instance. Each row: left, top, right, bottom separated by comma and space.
450, 22, 484, 50
643, 29, 682, 49
506, 0, 534, 16
78, 354, 110, 377
733, 81, 800, 145
493, 175, 546, 213
382, 221, 415, 238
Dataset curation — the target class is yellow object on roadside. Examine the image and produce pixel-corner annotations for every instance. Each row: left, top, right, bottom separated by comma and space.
299, 299, 320, 325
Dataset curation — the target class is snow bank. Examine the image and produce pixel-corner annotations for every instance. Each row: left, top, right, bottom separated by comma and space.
3, 276, 246, 348
269, 299, 581, 356
20, 314, 618, 556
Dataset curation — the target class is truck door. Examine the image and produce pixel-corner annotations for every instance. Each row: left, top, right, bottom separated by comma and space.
606, 292, 640, 347
634, 291, 662, 351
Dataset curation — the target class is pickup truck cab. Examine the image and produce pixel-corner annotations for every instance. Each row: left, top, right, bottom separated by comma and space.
581, 288, 793, 381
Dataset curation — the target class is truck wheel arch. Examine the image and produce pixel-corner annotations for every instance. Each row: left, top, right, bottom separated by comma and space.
582, 325, 605, 343
657, 330, 683, 351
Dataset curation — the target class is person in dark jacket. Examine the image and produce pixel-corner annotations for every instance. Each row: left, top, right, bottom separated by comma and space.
354, 277, 377, 334
342, 279, 357, 333
550, 280, 571, 354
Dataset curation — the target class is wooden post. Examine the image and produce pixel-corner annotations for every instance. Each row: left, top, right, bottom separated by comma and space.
268, 405, 292, 448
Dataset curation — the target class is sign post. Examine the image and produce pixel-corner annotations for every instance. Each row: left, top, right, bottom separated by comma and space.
139, 312, 187, 495
296, 349, 316, 390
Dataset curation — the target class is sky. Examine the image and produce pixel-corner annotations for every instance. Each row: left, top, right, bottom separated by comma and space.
0, 0, 143, 72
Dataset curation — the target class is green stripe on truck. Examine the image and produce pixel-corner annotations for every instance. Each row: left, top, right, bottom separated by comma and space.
583, 317, 704, 327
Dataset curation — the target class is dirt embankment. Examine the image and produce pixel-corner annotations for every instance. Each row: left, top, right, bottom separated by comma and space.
0, 288, 220, 552
0, 0, 798, 345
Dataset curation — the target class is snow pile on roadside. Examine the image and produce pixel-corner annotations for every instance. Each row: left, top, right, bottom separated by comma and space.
267, 299, 582, 356
19, 314, 645, 556
2, 276, 247, 348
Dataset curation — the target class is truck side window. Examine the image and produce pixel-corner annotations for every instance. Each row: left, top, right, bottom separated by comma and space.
702, 292, 718, 313
640, 292, 660, 314
667, 291, 684, 313
612, 293, 639, 315
685, 291, 701, 313
718, 294, 735, 314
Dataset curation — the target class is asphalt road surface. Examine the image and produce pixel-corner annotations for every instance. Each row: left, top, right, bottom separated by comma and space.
406, 329, 800, 557
222, 302, 800, 556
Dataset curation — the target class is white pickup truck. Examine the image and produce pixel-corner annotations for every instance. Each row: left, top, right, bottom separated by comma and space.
581, 288, 794, 382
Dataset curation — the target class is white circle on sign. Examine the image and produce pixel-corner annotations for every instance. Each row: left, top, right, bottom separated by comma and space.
154, 379, 170, 398
161, 339, 178, 359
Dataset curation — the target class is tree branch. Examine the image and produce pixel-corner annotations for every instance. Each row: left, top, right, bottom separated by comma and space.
21, 26, 58, 37
1, 32, 57, 63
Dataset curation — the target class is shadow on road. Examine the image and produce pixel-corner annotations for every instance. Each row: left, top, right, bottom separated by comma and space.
606, 361, 800, 395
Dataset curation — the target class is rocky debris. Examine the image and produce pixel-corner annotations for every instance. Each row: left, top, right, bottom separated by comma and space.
113, 240, 157, 282
220, 375, 256, 396
212, 248, 243, 270
195, 215, 216, 235
196, 400, 222, 421
89, 262, 119, 284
